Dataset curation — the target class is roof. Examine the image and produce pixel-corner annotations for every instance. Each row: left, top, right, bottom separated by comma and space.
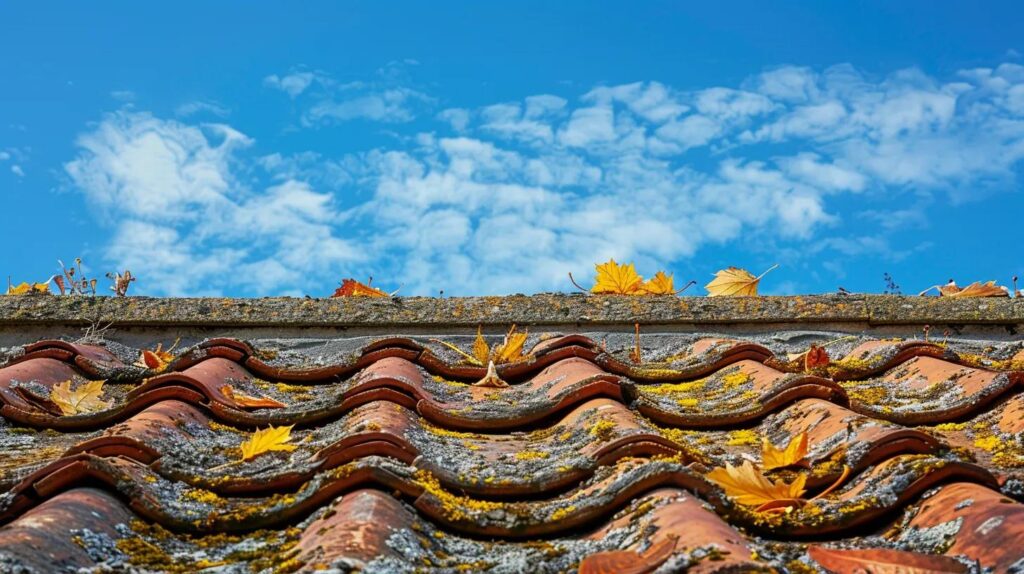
0, 295, 1022, 573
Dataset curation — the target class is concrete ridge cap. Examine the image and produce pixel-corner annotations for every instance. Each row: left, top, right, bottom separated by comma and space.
0, 294, 1021, 328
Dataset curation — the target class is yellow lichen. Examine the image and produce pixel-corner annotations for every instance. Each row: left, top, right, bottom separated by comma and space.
515, 450, 550, 461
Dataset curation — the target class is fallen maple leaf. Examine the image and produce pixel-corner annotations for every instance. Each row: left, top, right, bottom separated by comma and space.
705, 264, 779, 297
239, 425, 298, 460
5, 281, 51, 295
438, 325, 529, 367
331, 278, 389, 297
221, 385, 287, 409
705, 460, 806, 511
578, 536, 677, 574
50, 380, 111, 416
762, 431, 810, 471
640, 271, 676, 295
807, 546, 968, 574
919, 280, 1009, 298
591, 259, 644, 294
136, 340, 179, 372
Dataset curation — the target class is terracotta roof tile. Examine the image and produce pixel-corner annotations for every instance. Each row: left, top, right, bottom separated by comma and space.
1, 324, 1022, 571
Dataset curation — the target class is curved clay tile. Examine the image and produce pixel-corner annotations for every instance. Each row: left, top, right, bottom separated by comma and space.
15, 340, 125, 377
626, 360, 847, 427
900, 482, 1024, 571
417, 357, 623, 430
0, 357, 83, 412
829, 339, 951, 381
769, 398, 941, 486
842, 356, 1021, 424
0, 487, 134, 572
54, 396, 689, 499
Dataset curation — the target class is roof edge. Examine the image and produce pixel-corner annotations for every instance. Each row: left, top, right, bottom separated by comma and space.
1, 294, 1022, 328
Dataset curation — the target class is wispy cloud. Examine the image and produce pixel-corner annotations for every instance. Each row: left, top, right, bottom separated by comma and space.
266, 62, 433, 126
176, 100, 231, 118
65, 62, 1024, 295
263, 71, 316, 98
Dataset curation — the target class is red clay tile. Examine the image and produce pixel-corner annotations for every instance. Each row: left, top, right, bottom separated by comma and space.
901, 482, 1024, 571
0, 488, 133, 572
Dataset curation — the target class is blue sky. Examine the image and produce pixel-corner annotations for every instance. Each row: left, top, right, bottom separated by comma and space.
2, 1, 1023, 296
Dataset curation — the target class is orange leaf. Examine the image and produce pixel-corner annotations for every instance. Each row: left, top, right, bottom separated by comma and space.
807, 546, 968, 574
762, 431, 809, 471
804, 344, 830, 371
331, 278, 389, 297
705, 460, 806, 508
221, 385, 286, 409
136, 340, 179, 372
920, 280, 1008, 298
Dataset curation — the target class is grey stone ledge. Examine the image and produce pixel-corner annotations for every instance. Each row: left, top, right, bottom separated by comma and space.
0, 294, 1022, 329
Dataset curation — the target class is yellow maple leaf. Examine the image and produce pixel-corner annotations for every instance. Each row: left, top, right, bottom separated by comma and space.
641, 271, 676, 295
705, 264, 779, 297
493, 325, 528, 363
221, 385, 287, 409
706, 460, 806, 509
762, 431, 810, 471
5, 281, 51, 295
50, 380, 112, 416
591, 259, 644, 294
239, 425, 298, 460
438, 325, 529, 366
472, 327, 490, 364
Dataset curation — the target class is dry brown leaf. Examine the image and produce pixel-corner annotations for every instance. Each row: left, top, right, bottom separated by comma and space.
239, 425, 298, 460
705, 460, 806, 509
50, 380, 111, 416
331, 278, 389, 297
591, 259, 644, 294
221, 385, 287, 409
807, 545, 968, 574
705, 264, 778, 297
762, 431, 809, 471
919, 280, 1008, 298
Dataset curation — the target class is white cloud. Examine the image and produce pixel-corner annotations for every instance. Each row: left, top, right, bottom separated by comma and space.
10, 165, 24, 177
438, 108, 471, 132
65, 112, 361, 296
263, 71, 316, 97
304, 87, 430, 124
176, 100, 230, 118
64, 61, 1024, 295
